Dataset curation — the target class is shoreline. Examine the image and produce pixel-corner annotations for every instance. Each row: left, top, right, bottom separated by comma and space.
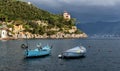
0, 37, 87, 40
0, 33, 88, 40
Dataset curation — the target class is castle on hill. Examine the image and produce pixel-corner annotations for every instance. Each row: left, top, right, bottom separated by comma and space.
63, 11, 71, 21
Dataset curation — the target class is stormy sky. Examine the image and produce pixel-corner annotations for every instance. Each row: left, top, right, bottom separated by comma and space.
26, 0, 120, 23
26, 0, 120, 6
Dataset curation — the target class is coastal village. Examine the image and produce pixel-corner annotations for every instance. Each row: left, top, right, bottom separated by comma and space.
0, 11, 87, 39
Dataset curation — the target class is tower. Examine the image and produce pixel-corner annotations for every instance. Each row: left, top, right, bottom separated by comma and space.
63, 11, 71, 21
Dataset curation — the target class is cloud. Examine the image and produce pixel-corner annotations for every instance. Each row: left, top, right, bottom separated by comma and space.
26, 0, 120, 23
27, 0, 120, 7
58, 0, 120, 6
26, 0, 61, 8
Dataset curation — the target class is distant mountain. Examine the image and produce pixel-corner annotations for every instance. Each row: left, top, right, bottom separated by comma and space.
77, 21, 120, 36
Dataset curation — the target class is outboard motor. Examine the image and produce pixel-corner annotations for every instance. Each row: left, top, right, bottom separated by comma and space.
37, 43, 42, 50
21, 44, 28, 49
50, 44, 53, 49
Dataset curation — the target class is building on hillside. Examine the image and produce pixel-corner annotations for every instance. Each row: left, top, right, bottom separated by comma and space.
0, 24, 13, 38
13, 24, 25, 38
63, 11, 71, 21
13, 24, 24, 33
0, 28, 8, 38
0, 25, 8, 38
68, 26, 77, 33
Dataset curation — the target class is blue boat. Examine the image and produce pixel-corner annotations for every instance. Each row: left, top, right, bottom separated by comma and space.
21, 43, 52, 58
21, 35, 52, 58
58, 46, 86, 58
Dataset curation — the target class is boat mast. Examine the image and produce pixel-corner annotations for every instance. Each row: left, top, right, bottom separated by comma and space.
25, 34, 29, 49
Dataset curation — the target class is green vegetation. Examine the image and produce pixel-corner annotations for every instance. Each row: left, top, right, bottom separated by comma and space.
0, 0, 51, 20
75, 29, 83, 34
0, 0, 83, 35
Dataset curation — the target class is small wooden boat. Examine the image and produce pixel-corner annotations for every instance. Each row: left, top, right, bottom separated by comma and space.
58, 46, 86, 58
21, 43, 52, 58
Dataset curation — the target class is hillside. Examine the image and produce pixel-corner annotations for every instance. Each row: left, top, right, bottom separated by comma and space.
0, 0, 87, 39
0, 0, 54, 20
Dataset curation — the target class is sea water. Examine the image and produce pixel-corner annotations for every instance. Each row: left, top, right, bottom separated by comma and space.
0, 38, 120, 71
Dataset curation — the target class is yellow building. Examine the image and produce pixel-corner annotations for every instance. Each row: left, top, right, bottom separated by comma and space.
13, 25, 24, 33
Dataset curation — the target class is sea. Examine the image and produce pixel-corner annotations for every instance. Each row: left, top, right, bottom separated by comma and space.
0, 38, 120, 71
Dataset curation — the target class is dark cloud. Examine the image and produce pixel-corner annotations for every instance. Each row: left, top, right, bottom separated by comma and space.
26, 0, 120, 7
26, 0, 120, 23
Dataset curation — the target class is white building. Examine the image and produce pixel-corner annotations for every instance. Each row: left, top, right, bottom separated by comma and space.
1, 29, 8, 38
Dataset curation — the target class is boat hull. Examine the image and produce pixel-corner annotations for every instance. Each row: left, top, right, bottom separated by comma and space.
62, 52, 85, 58
24, 45, 51, 58
25, 49, 51, 57
58, 46, 86, 58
